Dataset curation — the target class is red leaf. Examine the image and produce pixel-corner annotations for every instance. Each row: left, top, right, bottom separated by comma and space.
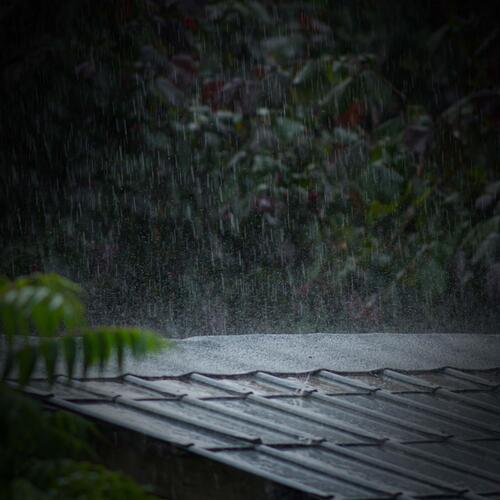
252, 65, 267, 79
183, 16, 198, 32
336, 100, 365, 128
202, 80, 225, 109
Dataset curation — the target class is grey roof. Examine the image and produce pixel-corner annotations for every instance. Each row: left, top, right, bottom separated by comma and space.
88, 333, 500, 377
20, 366, 500, 499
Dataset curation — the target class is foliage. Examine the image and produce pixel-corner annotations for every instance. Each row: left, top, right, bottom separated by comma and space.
0, 0, 499, 334
0, 273, 167, 383
0, 272, 167, 499
0, 385, 155, 500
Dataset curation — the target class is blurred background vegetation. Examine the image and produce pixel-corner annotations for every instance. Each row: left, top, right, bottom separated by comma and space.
1, 0, 499, 335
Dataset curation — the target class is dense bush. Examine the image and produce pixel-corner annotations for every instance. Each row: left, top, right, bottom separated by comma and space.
1, 0, 499, 334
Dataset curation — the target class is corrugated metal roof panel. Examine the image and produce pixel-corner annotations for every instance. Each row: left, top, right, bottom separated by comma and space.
20, 366, 500, 499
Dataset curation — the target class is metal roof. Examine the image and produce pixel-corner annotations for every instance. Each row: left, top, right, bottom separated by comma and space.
79, 333, 500, 377
20, 366, 500, 499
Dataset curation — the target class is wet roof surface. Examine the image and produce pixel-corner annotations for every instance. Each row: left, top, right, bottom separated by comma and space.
22, 367, 500, 499
82, 333, 500, 377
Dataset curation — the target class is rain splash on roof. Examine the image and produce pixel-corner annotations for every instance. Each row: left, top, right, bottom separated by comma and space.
19, 366, 500, 499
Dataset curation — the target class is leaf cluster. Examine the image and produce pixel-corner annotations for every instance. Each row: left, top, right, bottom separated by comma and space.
0, 273, 167, 498
1, 273, 167, 383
